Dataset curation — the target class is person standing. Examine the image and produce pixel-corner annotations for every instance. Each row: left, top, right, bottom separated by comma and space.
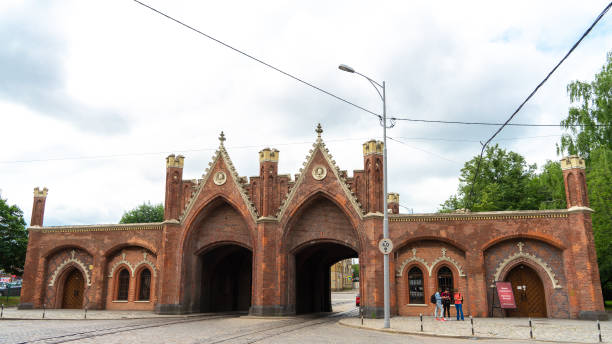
454, 289, 464, 321
441, 288, 451, 319
434, 289, 444, 321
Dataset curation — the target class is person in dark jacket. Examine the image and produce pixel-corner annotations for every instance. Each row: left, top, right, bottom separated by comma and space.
441, 288, 452, 319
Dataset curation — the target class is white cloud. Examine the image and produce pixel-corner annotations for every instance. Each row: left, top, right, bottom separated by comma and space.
1, 0, 610, 225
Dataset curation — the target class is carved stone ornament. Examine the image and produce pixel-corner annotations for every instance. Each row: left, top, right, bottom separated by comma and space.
312, 165, 327, 181
213, 171, 227, 185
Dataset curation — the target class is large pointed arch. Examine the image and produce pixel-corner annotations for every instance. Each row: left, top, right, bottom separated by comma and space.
280, 191, 364, 255
180, 195, 256, 253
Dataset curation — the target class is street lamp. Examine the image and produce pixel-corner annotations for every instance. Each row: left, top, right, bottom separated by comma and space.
339, 64, 391, 328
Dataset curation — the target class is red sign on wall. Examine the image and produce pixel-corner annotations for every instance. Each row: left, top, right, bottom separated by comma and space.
496, 282, 516, 309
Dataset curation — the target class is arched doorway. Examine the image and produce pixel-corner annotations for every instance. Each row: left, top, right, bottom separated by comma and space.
199, 244, 252, 313
293, 242, 357, 314
505, 264, 547, 317
62, 268, 84, 309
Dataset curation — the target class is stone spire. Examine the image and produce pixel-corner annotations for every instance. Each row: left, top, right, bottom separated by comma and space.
315, 123, 323, 140
219, 131, 226, 146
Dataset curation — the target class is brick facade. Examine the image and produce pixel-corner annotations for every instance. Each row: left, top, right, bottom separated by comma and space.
19, 128, 605, 319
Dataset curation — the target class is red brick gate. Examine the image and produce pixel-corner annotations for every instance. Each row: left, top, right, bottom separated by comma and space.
19, 127, 606, 319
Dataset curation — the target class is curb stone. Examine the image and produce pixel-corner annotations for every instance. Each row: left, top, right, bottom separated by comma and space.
337, 319, 599, 344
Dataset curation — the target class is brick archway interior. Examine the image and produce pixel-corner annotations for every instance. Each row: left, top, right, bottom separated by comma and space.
294, 242, 357, 314
182, 200, 252, 313
199, 244, 252, 313
284, 196, 360, 314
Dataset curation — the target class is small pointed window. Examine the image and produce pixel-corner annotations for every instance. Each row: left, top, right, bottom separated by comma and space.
116, 269, 130, 301
138, 269, 152, 301
408, 267, 424, 304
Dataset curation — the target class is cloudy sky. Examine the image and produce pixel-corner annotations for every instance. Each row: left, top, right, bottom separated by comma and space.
1, 0, 610, 226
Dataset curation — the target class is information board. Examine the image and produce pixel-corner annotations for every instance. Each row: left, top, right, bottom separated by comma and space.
496, 281, 516, 309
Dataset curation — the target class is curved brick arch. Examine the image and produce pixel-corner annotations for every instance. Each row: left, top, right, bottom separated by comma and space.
394, 235, 468, 254
42, 244, 94, 260
180, 195, 256, 253
280, 189, 362, 238
194, 240, 253, 256
481, 233, 565, 252
281, 192, 364, 254
289, 238, 359, 255
103, 242, 158, 260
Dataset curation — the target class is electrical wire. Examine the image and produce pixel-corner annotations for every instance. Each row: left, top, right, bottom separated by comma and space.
131, 0, 381, 120
0, 136, 374, 164
0, 134, 564, 164
390, 117, 611, 127
387, 136, 461, 164
464, 1, 612, 209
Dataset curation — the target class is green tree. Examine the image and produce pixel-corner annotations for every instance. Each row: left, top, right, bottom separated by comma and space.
557, 51, 612, 298
588, 148, 612, 291
119, 202, 164, 224
0, 195, 28, 275
558, 51, 612, 160
352, 264, 360, 279
440, 144, 545, 212
531, 160, 567, 210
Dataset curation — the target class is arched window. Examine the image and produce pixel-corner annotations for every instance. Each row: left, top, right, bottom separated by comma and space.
138, 268, 152, 301
437, 266, 453, 293
116, 268, 130, 301
408, 267, 424, 304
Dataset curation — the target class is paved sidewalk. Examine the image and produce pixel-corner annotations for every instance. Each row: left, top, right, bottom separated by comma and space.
340, 316, 612, 343
0, 307, 216, 320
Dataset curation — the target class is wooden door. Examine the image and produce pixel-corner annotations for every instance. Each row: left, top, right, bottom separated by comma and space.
62, 269, 84, 309
506, 265, 547, 317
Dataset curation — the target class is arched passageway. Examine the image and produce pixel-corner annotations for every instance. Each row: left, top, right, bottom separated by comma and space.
61, 268, 84, 309
199, 244, 252, 313
294, 242, 357, 314
505, 264, 547, 318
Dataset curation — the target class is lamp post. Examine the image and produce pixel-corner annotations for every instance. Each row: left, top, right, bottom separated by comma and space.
339, 64, 391, 328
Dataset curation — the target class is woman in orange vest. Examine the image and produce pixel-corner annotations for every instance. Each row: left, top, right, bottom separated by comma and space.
454, 289, 464, 320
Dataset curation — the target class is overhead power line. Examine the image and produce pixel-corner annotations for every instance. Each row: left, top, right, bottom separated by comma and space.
391, 117, 611, 127
0, 134, 563, 164
464, 1, 612, 210
131, 0, 381, 119
387, 137, 460, 164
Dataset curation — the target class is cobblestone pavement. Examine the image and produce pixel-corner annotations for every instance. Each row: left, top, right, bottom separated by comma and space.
341, 315, 612, 343
1, 292, 609, 343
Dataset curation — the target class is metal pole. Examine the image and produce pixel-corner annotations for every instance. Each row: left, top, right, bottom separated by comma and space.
420, 313, 423, 332
529, 317, 533, 339
1, 304, 3, 319
598, 320, 602, 342
42, 303, 46, 319
382, 81, 390, 329
470, 315, 474, 336
84, 307, 87, 319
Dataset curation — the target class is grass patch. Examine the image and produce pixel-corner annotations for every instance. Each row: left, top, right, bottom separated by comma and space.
0, 296, 20, 307
605, 300, 612, 310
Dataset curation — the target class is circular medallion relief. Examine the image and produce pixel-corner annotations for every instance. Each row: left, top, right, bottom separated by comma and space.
312, 165, 327, 181
213, 171, 227, 185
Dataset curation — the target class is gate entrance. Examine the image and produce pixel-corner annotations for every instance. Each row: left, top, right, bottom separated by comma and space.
506, 264, 547, 318
294, 242, 357, 314
199, 244, 252, 313
62, 268, 84, 309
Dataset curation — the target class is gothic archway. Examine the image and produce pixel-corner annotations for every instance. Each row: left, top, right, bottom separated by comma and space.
61, 268, 84, 309
505, 264, 547, 318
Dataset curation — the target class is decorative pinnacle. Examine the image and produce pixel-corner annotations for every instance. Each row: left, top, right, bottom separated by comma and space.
315, 123, 323, 139
219, 131, 226, 145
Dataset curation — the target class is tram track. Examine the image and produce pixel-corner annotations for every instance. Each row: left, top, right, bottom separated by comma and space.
196, 308, 359, 344
14, 307, 358, 344
16, 313, 238, 344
